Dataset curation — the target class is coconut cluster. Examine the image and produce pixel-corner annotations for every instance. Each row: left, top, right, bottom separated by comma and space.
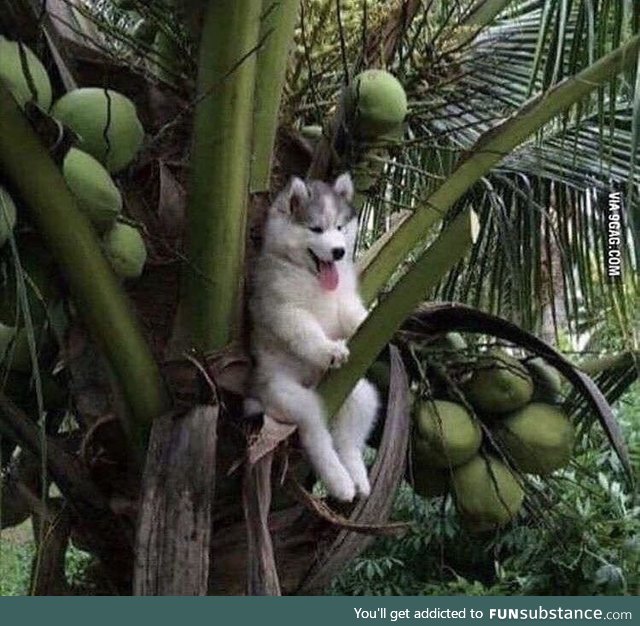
408, 338, 574, 533
0, 40, 147, 386
53, 88, 147, 278
0, 37, 147, 281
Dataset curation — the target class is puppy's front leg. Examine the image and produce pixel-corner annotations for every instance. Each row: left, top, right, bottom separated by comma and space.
269, 305, 349, 369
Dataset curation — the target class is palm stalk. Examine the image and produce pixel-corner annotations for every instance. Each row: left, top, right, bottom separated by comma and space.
359, 33, 640, 304
250, 0, 300, 193
450, 0, 516, 54
579, 351, 639, 377
461, 0, 514, 28
0, 85, 169, 451
319, 208, 479, 417
183, 0, 261, 352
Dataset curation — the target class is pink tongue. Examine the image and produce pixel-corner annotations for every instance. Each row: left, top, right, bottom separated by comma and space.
318, 261, 339, 290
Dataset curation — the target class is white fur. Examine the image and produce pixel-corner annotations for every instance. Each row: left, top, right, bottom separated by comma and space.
248, 175, 379, 501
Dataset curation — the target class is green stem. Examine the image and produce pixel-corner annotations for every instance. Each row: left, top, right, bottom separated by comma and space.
579, 351, 638, 377
183, 0, 261, 352
461, 0, 514, 28
450, 0, 514, 52
0, 85, 169, 452
319, 209, 479, 418
250, 0, 300, 193
359, 33, 640, 304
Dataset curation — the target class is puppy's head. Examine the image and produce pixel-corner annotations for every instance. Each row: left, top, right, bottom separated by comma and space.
266, 174, 356, 286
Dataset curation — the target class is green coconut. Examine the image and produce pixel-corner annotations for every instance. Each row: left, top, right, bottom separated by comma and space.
527, 357, 563, 403
0, 186, 17, 247
464, 350, 534, 414
414, 333, 469, 367
103, 222, 147, 279
452, 454, 524, 532
63, 148, 123, 230
0, 36, 52, 110
413, 400, 482, 468
496, 403, 574, 475
347, 69, 407, 139
51, 88, 144, 173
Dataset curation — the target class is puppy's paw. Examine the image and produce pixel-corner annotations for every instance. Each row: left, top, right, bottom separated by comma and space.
326, 474, 356, 502
338, 451, 371, 499
354, 475, 371, 499
328, 339, 350, 369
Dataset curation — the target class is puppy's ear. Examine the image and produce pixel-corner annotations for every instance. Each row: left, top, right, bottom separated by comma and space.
275, 177, 309, 219
288, 177, 309, 219
333, 172, 354, 203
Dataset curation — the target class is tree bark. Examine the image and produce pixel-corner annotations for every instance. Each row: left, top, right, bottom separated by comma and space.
134, 405, 218, 596
243, 452, 281, 595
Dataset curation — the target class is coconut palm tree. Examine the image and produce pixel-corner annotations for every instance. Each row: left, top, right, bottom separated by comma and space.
0, 0, 637, 595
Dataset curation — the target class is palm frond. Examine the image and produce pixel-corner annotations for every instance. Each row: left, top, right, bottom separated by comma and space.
343, 1, 639, 347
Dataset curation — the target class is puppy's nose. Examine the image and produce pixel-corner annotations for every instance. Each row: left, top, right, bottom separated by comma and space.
332, 247, 345, 260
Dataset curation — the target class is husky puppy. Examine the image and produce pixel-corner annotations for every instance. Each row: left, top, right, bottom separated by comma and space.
248, 173, 379, 502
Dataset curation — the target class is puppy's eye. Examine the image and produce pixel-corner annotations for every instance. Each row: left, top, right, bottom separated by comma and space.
337, 225, 343, 231
309, 226, 323, 234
